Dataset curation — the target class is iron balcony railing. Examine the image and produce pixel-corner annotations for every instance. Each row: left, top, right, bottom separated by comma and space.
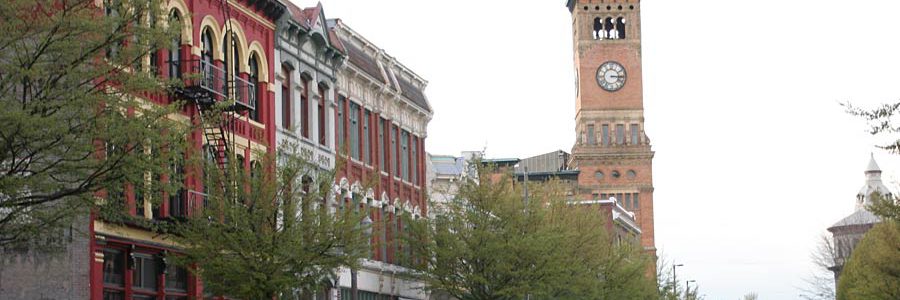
168, 189, 210, 218
187, 189, 209, 214
178, 59, 256, 111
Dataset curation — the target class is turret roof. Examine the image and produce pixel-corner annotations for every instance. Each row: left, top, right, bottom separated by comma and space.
866, 153, 881, 173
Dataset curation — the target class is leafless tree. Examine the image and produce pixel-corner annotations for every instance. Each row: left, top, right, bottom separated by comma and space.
799, 234, 838, 300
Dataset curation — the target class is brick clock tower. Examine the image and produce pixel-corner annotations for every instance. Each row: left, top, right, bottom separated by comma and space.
566, 0, 656, 256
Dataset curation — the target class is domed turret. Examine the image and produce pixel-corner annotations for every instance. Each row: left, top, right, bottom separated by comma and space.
856, 154, 891, 210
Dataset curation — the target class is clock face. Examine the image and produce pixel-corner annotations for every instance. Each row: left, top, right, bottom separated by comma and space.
596, 61, 627, 92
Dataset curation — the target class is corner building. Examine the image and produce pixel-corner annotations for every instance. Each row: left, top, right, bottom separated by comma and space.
566, 0, 656, 256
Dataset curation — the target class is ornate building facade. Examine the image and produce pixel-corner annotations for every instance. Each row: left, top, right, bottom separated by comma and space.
329, 18, 433, 300
274, 1, 343, 171
90, 0, 285, 298
0, 0, 286, 298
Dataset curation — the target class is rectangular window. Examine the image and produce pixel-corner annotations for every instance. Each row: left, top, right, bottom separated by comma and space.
593, 193, 600, 200
412, 136, 418, 185
132, 255, 158, 292
630, 124, 639, 145
337, 95, 345, 150
301, 78, 310, 139
102, 249, 125, 288
633, 193, 639, 209
616, 193, 624, 206
165, 264, 189, 296
616, 124, 625, 145
624, 193, 632, 209
379, 118, 387, 172
587, 124, 596, 145
601, 124, 610, 146
318, 86, 326, 146
349, 102, 360, 160
390, 125, 397, 175
401, 130, 409, 181
168, 161, 185, 218
281, 68, 291, 130
135, 183, 145, 217
363, 110, 371, 164
168, 41, 180, 79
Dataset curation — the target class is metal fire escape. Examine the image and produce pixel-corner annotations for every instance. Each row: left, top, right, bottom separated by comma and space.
169, 0, 256, 215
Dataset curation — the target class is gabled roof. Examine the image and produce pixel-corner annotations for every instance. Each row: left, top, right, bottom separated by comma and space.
326, 21, 346, 54
283, 0, 308, 29
281, 1, 344, 56
301, 3, 322, 30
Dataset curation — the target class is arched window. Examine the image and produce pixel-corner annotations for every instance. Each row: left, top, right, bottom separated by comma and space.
248, 54, 260, 121
593, 17, 603, 39
167, 10, 182, 79
222, 32, 240, 95
616, 17, 627, 39
201, 28, 214, 88
604, 17, 616, 39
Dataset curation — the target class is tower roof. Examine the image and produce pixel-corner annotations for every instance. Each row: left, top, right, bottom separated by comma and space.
866, 153, 881, 173
829, 208, 880, 230
855, 154, 892, 210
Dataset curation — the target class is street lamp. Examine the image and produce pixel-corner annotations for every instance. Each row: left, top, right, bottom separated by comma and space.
685, 280, 696, 299
672, 263, 684, 297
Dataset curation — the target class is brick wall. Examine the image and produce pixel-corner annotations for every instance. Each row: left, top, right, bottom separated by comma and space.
0, 216, 90, 300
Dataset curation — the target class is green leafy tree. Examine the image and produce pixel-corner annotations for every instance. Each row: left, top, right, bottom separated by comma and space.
839, 102, 900, 299
406, 166, 656, 300
0, 0, 185, 246
835, 220, 900, 300
170, 143, 369, 299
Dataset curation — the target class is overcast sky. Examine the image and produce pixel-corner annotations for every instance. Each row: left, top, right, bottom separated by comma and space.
309, 0, 900, 298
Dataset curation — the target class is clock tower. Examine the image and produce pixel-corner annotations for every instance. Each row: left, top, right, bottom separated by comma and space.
566, 0, 656, 256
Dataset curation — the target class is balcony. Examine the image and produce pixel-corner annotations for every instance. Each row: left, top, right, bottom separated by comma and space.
170, 59, 256, 111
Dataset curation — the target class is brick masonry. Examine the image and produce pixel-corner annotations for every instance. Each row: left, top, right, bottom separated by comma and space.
0, 216, 90, 300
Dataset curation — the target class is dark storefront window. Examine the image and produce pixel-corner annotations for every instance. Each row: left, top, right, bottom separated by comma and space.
165, 264, 189, 300
102, 249, 125, 299
101, 247, 193, 299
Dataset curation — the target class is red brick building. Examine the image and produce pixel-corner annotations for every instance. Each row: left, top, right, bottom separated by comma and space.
566, 0, 657, 257
329, 19, 434, 299
89, 0, 285, 298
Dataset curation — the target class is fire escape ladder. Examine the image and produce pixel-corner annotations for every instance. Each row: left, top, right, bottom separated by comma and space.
196, 103, 229, 172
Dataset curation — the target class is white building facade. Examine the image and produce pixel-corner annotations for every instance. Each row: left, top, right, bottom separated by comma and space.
274, 2, 341, 171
